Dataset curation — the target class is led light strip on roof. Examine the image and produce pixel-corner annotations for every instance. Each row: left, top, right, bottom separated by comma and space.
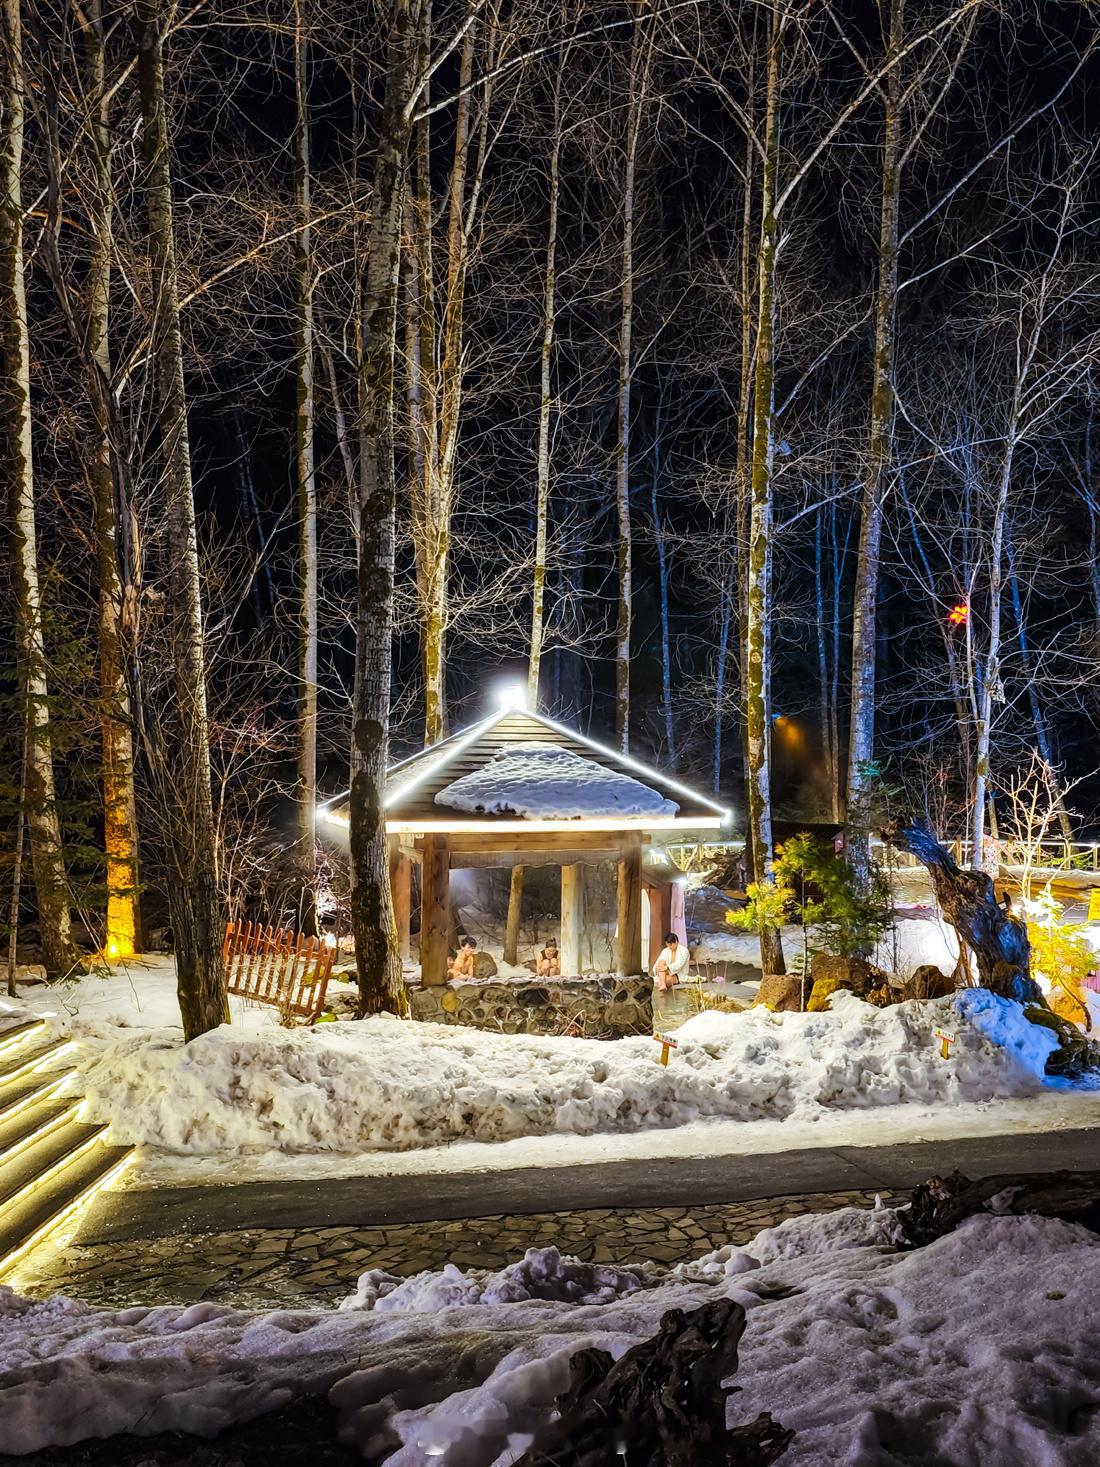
321, 706, 733, 826
318, 710, 508, 823
524, 710, 732, 820
384, 816, 726, 834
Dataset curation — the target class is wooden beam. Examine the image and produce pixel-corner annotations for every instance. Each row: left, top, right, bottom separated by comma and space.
560, 864, 584, 976
648, 881, 672, 970
389, 847, 412, 960
616, 833, 643, 976
420, 833, 450, 986
443, 830, 648, 856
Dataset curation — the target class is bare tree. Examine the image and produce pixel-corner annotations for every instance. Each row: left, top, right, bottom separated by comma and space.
136, 0, 227, 1038
349, 0, 420, 1016
1, 0, 83, 978
293, 0, 319, 932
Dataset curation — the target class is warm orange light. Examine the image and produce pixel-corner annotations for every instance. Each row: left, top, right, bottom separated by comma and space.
948, 602, 969, 627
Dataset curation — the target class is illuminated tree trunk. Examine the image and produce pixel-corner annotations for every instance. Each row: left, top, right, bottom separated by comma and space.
406, 4, 441, 743
408, 12, 481, 748
971, 444, 1013, 873
712, 569, 734, 797
528, 61, 561, 708
814, 504, 840, 820
506, 58, 564, 965
83, 0, 142, 961
349, 0, 416, 1016
734, 91, 755, 864
614, 11, 649, 753
137, 0, 226, 1038
744, 14, 784, 975
293, 4, 318, 931
1, 0, 82, 979
6, 709, 25, 996
846, 0, 903, 890
1006, 531, 1072, 842
650, 395, 675, 766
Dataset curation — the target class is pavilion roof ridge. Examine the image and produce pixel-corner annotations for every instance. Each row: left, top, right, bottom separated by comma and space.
319, 704, 733, 829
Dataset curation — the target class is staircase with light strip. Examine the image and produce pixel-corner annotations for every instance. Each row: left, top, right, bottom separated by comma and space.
0, 1017, 133, 1276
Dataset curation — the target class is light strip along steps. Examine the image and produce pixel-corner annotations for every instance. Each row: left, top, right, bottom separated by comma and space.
0, 1017, 133, 1276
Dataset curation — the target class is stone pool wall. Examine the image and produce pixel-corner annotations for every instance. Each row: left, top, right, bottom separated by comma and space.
407, 973, 653, 1038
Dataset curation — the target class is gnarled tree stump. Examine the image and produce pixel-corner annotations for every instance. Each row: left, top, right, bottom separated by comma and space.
884, 820, 1099, 1078
885, 821, 1037, 1003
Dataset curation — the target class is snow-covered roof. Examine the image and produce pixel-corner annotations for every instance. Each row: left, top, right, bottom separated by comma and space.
320, 707, 731, 833
434, 743, 680, 820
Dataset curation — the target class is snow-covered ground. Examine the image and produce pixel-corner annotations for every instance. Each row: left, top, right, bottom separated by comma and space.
1, 956, 278, 1033
4, 983, 1088, 1167
3, 1202, 1098, 1463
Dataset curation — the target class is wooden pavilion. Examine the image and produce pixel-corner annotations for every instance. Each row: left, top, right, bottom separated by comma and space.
320, 704, 731, 986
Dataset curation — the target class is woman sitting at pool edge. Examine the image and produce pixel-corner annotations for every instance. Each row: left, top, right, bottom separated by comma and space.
652, 932, 689, 991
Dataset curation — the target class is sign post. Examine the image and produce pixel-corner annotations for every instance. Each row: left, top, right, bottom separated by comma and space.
932, 1026, 956, 1060
653, 1032, 679, 1066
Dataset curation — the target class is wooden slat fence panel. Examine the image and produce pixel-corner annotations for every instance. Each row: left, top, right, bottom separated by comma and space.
222, 922, 336, 1023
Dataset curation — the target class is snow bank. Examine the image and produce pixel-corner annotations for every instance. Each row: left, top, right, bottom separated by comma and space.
63, 990, 1054, 1157
3, 1210, 1099, 1463
434, 743, 678, 819
339, 1246, 653, 1314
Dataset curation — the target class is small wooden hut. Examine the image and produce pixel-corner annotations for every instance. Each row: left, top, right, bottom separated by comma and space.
320, 705, 730, 985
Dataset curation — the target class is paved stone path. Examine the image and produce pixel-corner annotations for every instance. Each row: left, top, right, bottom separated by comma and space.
16, 1187, 906, 1310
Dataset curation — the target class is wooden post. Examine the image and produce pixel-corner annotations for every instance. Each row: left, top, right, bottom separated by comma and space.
560, 863, 584, 976
616, 833, 643, 976
648, 880, 672, 969
420, 833, 450, 986
389, 846, 412, 960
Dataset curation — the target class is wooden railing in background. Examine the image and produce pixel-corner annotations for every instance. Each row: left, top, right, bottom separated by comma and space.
222, 922, 336, 1024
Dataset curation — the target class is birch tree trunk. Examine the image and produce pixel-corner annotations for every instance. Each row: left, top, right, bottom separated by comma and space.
528, 60, 562, 708
712, 570, 734, 797
349, 0, 416, 1016
7, 702, 27, 994
814, 504, 837, 817
735, 87, 756, 869
846, 0, 903, 890
136, 0, 226, 1038
408, 12, 479, 747
614, 12, 649, 752
971, 447, 1013, 873
505, 65, 563, 967
1, 0, 82, 979
744, 13, 784, 975
78, 0, 143, 961
1006, 532, 1073, 841
293, 4, 319, 931
650, 396, 675, 765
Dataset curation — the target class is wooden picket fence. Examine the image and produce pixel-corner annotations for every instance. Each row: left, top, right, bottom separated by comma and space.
222, 921, 336, 1024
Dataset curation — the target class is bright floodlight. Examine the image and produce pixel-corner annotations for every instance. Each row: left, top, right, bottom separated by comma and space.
495, 681, 529, 711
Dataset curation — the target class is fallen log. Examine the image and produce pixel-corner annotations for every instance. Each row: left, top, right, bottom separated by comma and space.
513, 1297, 793, 1467
898, 1169, 1100, 1249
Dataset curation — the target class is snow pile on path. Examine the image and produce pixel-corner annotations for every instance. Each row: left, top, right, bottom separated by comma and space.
340, 1246, 653, 1314
3, 1208, 1100, 1463
63, 990, 1056, 1157
434, 743, 678, 819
